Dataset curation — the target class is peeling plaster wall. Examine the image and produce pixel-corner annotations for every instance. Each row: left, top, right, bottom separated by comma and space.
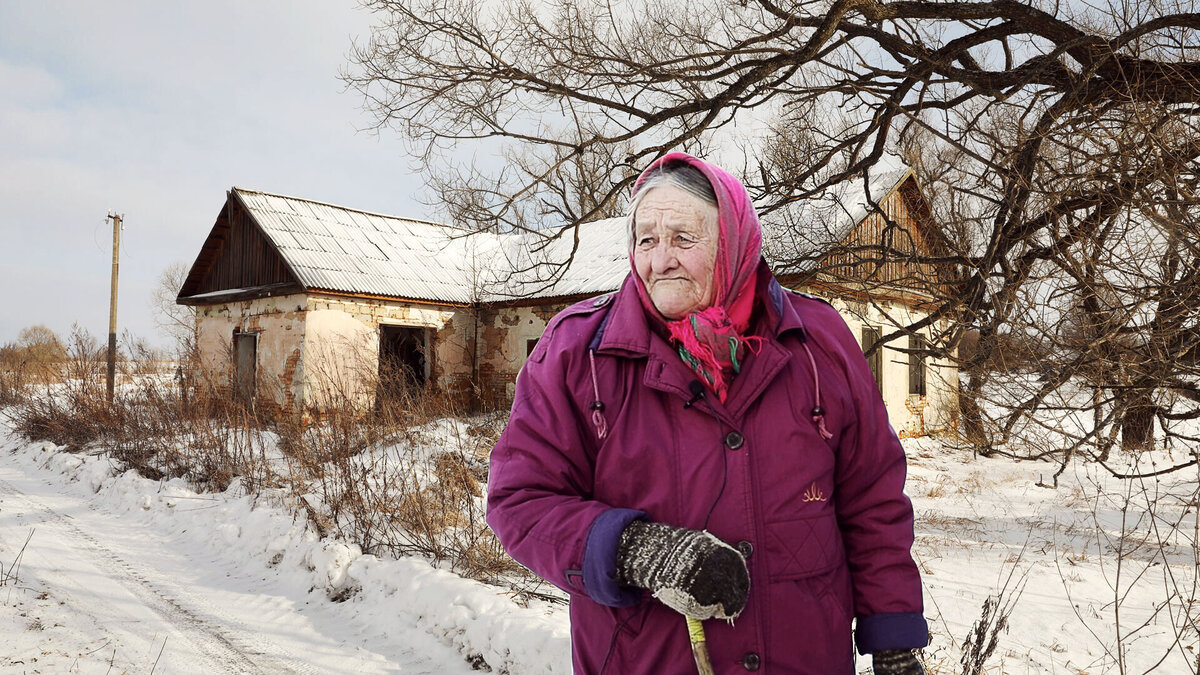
302, 307, 375, 408
303, 295, 475, 407
477, 303, 566, 404
195, 293, 308, 414
194, 293, 476, 413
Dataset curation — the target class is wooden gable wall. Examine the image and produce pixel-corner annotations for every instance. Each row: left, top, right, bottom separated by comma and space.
181, 193, 298, 299
813, 176, 946, 301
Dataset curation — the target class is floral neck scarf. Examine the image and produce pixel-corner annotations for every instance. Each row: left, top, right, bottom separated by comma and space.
665, 306, 758, 402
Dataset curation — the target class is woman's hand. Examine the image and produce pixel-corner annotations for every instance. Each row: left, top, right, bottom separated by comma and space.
872, 650, 925, 674
616, 521, 749, 620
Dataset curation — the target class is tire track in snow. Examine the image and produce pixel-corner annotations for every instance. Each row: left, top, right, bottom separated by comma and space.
0, 476, 320, 675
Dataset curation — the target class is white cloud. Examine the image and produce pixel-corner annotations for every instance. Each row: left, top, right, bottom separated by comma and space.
0, 60, 64, 104
0, 1, 436, 346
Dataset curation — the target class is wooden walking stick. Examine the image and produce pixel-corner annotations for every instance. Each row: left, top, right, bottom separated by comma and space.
685, 617, 716, 675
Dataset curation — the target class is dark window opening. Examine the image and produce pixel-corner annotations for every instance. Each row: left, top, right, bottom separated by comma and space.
861, 325, 883, 393
379, 325, 427, 402
234, 331, 257, 403
526, 338, 540, 359
909, 334, 928, 397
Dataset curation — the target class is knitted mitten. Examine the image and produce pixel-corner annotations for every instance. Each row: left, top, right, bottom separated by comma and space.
616, 520, 749, 620
872, 650, 925, 675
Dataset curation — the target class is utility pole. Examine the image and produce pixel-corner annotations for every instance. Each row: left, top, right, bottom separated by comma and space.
106, 211, 122, 404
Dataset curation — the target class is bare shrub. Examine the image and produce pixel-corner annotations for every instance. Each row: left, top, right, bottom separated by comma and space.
0, 325, 70, 407
185, 408, 280, 493
14, 326, 109, 451
8, 326, 549, 602
276, 346, 549, 597
8, 325, 279, 494
0, 356, 30, 407
285, 392, 530, 587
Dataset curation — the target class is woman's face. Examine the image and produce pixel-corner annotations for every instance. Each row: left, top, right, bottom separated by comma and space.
632, 185, 719, 320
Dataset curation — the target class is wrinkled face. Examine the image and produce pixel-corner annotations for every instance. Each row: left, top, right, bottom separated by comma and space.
632, 185, 719, 320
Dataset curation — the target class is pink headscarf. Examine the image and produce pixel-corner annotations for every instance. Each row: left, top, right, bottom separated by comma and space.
629, 152, 764, 402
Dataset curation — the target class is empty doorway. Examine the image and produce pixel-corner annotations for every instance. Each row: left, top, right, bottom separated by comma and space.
379, 325, 427, 401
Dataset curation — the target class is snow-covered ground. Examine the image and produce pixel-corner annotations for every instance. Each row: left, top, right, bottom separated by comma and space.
0, 421, 568, 674
905, 437, 1199, 674
1, 414, 1196, 674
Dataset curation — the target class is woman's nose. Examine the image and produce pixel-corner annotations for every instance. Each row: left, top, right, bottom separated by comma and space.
651, 244, 678, 273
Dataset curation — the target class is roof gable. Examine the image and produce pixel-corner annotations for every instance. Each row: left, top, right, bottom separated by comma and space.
178, 194, 301, 303
762, 153, 914, 276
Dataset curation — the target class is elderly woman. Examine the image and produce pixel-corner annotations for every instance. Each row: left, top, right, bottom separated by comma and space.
487, 153, 927, 674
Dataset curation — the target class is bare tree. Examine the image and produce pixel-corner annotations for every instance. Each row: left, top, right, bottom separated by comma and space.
151, 261, 197, 357
15, 325, 66, 362
345, 0, 1200, 472
0, 325, 68, 384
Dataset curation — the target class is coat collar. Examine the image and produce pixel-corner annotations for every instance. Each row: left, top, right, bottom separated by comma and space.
595, 274, 654, 357
594, 262, 809, 422
760, 263, 808, 342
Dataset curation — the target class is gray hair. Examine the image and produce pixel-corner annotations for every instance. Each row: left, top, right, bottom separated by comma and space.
627, 161, 719, 248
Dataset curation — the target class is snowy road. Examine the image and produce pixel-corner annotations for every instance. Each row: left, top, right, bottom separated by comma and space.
0, 452, 490, 674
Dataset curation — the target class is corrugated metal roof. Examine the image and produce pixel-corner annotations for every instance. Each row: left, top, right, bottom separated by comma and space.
234, 188, 481, 304
231, 157, 911, 304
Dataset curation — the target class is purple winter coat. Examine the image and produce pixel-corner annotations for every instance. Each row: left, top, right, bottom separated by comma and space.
487, 263, 927, 674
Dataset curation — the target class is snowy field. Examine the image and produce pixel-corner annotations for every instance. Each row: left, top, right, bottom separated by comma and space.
906, 436, 1200, 674
1, 416, 1197, 674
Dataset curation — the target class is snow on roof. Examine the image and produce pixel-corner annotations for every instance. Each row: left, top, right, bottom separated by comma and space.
481, 217, 630, 301
231, 157, 910, 304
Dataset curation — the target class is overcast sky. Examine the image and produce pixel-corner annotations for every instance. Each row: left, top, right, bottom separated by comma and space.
0, 2, 434, 349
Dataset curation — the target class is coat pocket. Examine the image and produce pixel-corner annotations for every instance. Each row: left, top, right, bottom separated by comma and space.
599, 603, 689, 675
764, 572, 856, 674
761, 512, 845, 581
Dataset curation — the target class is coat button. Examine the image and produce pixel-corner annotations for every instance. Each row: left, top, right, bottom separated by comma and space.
737, 540, 753, 559
742, 653, 761, 671
592, 294, 611, 307
725, 431, 744, 450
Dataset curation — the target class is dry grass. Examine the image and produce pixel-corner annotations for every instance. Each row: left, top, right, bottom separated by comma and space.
1, 328, 550, 603
278, 383, 534, 590
0, 363, 31, 408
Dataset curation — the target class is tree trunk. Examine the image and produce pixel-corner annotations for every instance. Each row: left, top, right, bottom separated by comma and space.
1120, 395, 1156, 451
960, 371, 990, 453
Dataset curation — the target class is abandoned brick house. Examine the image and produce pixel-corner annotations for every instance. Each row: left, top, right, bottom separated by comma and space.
177, 154, 956, 436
